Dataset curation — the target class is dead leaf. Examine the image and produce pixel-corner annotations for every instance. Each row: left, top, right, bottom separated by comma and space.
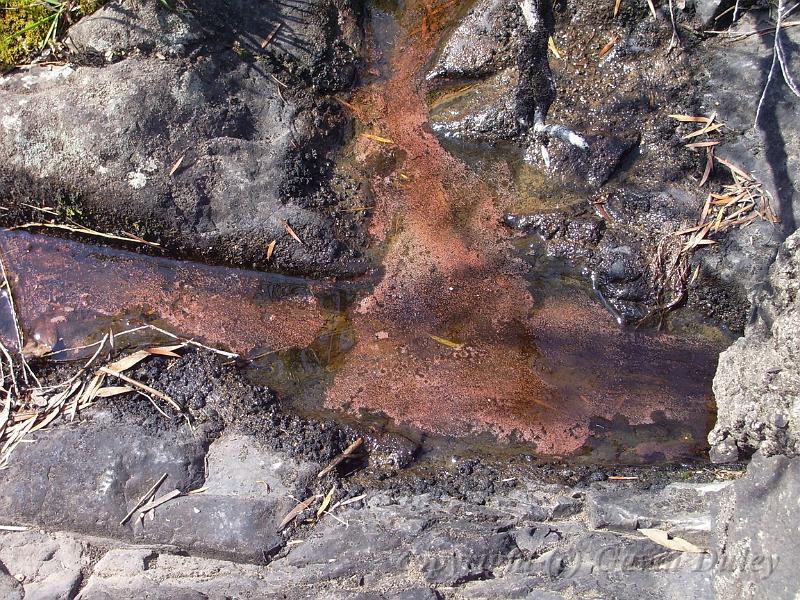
547, 36, 562, 59
284, 221, 303, 245
104, 350, 151, 374
169, 155, 185, 176
95, 386, 135, 398
599, 36, 618, 58
429, 334, 463, 350
279, 494, 322, 531
261, 22, 282, 48
146, 345, 184, 358
120, 472, 168, 525
266, 239, 277, 261
362, 133, 395, 144
138, 489, 182, 514
317, 438, 364, 478
317, 486, 335, 518
639, 528, 705, 553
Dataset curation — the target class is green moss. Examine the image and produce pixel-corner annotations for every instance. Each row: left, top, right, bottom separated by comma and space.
0, 0, 50, 71
0, 0, 107, 73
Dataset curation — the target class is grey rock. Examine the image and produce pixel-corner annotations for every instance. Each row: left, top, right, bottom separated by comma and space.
709, 230, 800, 459
700, 10, 800, 292
427, 0, 520, 81
80, 548, 272, 599
0, 565, 23, 600
0, 422, 207, 535
66, 0, 202, 58
712, 452, 799, 599
694, 0, 727, 26
708, 435, 739, 464
0, 421, 310, 561
0, 531, 85, 600
587, 482, 729, 545
0, 0, 365, 277
203, 432, 319, 499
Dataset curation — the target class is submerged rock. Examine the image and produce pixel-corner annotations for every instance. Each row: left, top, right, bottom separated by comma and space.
0, 0, 366, 277
709, 230, 800, 461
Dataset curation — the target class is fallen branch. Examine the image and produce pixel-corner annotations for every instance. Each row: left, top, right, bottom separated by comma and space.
317, 438, 364, 478
120, 472, 168, 525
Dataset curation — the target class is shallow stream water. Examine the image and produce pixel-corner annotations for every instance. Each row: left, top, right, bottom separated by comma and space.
0, 0, 733, 464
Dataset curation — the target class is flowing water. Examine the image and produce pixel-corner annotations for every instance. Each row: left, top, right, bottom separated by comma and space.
0, 1, 731, 463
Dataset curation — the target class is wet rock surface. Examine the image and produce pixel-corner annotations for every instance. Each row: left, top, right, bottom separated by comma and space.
428, 1, 798, 330
0, 0, 367, 277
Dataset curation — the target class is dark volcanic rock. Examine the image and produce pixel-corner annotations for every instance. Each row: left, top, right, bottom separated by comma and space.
699, 9, 799, 300
0, 0, 366, 277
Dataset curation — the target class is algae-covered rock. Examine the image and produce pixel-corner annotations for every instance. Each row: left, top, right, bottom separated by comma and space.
0, 0, 366, 277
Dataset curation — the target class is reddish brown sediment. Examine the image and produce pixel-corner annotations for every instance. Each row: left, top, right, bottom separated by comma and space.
325, 2, 718, 456
0, 232, 327, 356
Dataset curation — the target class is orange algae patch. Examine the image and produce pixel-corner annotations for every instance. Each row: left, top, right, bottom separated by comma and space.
325, 2, 717, 455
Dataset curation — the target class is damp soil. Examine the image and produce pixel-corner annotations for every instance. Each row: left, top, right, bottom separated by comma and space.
0, 0, 740, 468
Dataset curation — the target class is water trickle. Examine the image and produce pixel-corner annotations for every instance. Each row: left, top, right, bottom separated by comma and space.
0, 0, 734, 465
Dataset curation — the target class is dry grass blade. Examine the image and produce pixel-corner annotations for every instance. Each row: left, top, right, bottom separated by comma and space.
362, 133, 395, 144
639, 528, 706, 553
699, 146, 714, 187
9, 222, 160, 247
645, 0, 657, 18
95, 386, 135, 398
169, 155, 185, 176
284, 221, 304, 245
120, 472, 168, 525
683, 123, 724, 140
0, 525, 28, 531
279, 494, 322, 531
669, 114, 712, 123
266, 239, 277, 261
99, 368, 183, 414
608, 475, 639, 481
613, 0, 622, 17
685, 140, 720, 149
714, 156, 752, 181
318, 438, 364, 478
330, 493, 366, 511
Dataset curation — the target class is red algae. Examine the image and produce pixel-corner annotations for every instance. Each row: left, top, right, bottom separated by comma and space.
324, 2, 719, 456
0, 232, 327, 356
